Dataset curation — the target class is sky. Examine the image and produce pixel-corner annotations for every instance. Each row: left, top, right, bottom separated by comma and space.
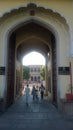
22, 51, 45, 66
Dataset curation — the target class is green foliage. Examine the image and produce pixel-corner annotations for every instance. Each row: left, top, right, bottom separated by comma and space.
23, 66, 30, 80
40, 66, 45, 80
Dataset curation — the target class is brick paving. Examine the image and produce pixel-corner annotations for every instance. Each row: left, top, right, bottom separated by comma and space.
0, 96, 73, 130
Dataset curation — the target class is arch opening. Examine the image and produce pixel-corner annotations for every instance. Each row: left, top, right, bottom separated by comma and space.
6, 20, 57, 108
22, 51, 46, 95
22, 51, 46, 66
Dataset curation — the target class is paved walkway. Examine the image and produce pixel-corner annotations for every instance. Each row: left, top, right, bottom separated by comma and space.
0, 96, 73, 130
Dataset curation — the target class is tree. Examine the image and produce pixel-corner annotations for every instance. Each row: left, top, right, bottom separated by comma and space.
23, 66, 30, 80
40, 66, 45, 80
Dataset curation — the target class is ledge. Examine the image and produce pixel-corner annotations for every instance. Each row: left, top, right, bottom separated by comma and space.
60, 98, 73, 103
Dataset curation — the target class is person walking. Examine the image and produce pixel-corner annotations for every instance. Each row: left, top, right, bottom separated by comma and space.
25, 84, 30, 106
32, 85, 36, 101
39, 84, 45, 100
35, 85, 39, 100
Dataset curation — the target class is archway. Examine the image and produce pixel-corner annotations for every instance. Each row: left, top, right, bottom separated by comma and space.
6, 21, 56, 107
0, 3, 70, 109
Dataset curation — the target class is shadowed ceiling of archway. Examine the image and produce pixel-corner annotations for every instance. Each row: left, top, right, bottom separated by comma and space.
16, 22, 54, 61
17, 37, 50, 60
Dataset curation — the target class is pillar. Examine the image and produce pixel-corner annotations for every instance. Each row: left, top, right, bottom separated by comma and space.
45, 56, 49, 96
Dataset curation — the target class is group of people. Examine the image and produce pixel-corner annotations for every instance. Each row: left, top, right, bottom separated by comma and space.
25, 83, 45, 106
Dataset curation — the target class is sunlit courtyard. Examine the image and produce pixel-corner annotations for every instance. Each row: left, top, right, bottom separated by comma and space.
22, 51, 45, 66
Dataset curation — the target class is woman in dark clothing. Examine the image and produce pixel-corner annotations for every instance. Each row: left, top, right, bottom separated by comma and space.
39, 84, 45, 100
32, 86, 36, 101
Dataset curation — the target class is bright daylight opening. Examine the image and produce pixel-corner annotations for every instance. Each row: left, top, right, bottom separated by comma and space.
22, 51, 45, 66
22, 51, 46, 95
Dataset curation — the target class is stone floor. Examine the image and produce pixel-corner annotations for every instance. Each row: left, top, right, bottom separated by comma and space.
0, 95, 73, 130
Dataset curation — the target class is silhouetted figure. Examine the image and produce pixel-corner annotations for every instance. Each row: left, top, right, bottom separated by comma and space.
39, 84, 45, 100
32, 85, 36, 101
25, 84, 30, 106
35, 85, 39, 100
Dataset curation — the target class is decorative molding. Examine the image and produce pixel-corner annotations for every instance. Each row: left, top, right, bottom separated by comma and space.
0, 2, 69, 28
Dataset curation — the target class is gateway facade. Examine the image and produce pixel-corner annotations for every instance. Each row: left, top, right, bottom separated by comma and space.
0, 0, 73, 110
